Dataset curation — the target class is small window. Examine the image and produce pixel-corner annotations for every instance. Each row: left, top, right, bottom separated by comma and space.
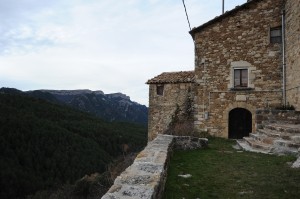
234, 69, 248, 88
156, 85, 164, 96
270, 27, 282, 44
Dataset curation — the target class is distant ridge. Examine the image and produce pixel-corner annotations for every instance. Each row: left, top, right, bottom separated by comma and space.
0, 87, 148, 125
34, 89, 148, 125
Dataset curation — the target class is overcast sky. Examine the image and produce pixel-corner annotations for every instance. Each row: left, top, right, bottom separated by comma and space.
0, 0, 246, 105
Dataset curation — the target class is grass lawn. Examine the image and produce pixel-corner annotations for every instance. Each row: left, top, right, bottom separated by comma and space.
164, 137, 300, 199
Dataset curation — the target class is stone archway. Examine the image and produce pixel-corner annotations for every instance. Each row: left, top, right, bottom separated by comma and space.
228, 108, 252, 139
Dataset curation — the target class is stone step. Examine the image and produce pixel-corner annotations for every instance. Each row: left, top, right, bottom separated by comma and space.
262, 120, 299, 125
276, 120, 300, 125
250, 133, 275, 145
246, 131, 300, 156
292, 156, 300, 168
250, 133, 266, 141
243, 137, 272, 151
236, 139, 272, 154
263, 123, 300, 134
257, 128, 293, 140
271, 139, 300, 156
290, 135, 300, 144
273, 139, 300, 149
237, 120, 300, 156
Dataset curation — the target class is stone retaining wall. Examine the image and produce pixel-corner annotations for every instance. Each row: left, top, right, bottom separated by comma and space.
256, 109, 300, 126
101, 135, 208, 199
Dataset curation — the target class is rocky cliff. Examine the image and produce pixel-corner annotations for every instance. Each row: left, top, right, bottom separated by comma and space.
31, 89, 148, 125
0, 88, 147, 125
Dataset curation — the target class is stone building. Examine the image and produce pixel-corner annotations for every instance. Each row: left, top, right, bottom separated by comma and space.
285, 0, 300, 111
147, 0, 300, 140
146, 71, 194, 141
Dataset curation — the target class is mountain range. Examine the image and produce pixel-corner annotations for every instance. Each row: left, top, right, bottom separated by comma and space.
5, 88, 148, 125
0, 87, 147, 199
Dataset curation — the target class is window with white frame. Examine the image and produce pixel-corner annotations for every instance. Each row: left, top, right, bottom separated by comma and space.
229, 61, 254, 90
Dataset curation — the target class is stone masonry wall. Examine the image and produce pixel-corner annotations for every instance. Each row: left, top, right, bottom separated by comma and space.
203, 91, 282, 137
148, 83, 194, 141
101, 135, 208, 199
285, 0, 300, 110
256, 109, 300, 125
193, 0, 283, 137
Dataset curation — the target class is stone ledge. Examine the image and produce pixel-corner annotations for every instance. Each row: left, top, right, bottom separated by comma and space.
101, 134, 208, 199
229, 87, 254, 91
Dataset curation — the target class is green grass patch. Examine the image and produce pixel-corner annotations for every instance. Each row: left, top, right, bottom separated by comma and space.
164, 137, 300, 199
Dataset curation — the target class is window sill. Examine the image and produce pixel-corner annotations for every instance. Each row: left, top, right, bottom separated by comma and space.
230, 87, 254, 91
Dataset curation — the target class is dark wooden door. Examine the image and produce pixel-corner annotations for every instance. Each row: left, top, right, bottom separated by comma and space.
228, 108, 252, 139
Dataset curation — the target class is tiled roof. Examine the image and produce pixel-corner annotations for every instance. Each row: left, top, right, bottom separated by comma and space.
146, 71, 195, 84
189, 0, 261, 37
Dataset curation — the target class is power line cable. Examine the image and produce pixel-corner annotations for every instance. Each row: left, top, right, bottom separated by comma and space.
182, 0, 192, 31
222, 0, 225, 14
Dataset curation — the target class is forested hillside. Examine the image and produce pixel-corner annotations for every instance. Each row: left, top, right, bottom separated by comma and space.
0, 90, 147, 199
27, 89, 148, 125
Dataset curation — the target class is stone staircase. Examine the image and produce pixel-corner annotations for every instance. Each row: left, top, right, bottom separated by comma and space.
237, 123, 300, 155
237, 109, 300, 156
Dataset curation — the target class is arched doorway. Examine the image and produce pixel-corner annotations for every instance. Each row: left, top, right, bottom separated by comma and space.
228, 108, 252, 139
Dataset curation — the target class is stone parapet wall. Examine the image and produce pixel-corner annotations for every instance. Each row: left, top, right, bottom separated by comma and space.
285, 0, 300, 110
101, 135, 208, 199
256, 109, 300, 125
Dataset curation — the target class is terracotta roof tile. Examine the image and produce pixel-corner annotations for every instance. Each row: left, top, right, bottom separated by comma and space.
146, 71, 195, 84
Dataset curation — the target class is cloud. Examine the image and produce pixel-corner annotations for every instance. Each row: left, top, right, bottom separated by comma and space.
0, 0, 246, 105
